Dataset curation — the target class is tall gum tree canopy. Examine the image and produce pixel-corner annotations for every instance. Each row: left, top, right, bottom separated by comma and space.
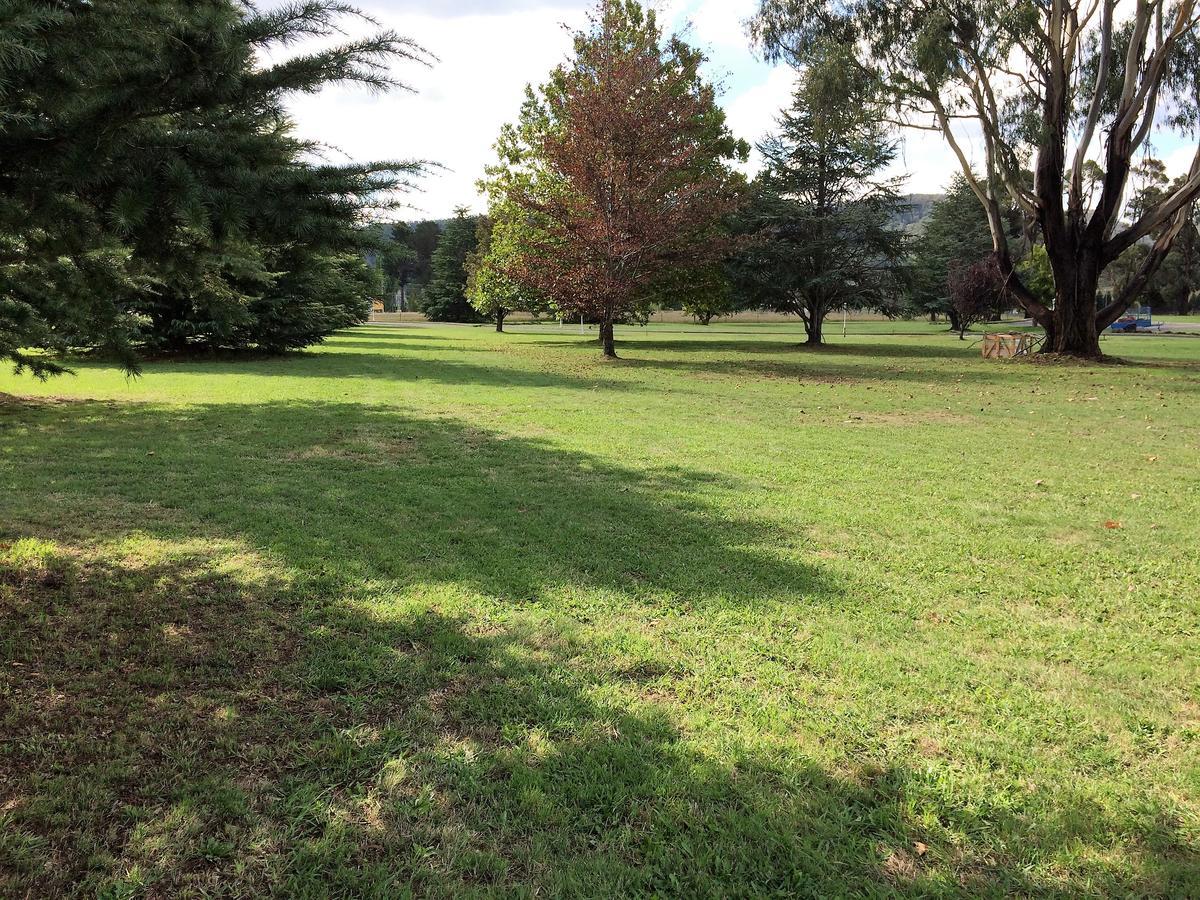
754, 0, 1200, 357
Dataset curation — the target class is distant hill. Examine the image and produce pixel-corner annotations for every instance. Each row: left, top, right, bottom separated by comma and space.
894, 193, 943, 231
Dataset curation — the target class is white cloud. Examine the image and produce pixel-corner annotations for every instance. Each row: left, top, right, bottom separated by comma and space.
689, 0, 759, 51
1164, 144, 1199, 180
890, 126, 979, 194
273, 1, 980, 218
722, 66, 794, 170
282, 5, 591, 219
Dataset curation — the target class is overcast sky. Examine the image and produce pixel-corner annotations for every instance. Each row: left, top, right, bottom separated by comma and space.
281, 0, 1194, 220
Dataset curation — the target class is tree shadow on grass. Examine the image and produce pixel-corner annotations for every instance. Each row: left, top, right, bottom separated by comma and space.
322, 340, 490, 352
618, 353, 1005, 386
610, 338, 979, 362
336, 327, 460, 341
0, 400, 827, 610
62, 351, 645, 393
2, 400, 1197, 895
527, 337, 1004, 385
2, 540, 1195, 897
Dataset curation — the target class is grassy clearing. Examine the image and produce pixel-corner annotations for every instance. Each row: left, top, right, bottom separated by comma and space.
2, 324, 1198, 897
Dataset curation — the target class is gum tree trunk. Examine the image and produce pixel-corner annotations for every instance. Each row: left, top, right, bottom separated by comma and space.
1045, 247, 1103, 357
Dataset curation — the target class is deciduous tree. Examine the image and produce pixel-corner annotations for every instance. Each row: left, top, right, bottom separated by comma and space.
483, 0, 746, 358
948, 257, 1006, 339
466, 204, 549, 331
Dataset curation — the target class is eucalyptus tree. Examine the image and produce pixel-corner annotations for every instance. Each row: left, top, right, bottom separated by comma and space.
754, 0, 1200, 356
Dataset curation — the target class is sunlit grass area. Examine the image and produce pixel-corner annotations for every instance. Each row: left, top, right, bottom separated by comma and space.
2, 324, 1198, 896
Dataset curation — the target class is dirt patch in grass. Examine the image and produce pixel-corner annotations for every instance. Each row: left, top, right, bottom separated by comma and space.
0, 392, 109, 410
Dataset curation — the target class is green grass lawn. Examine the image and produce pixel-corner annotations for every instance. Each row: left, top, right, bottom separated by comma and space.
2, 324, 1198, 897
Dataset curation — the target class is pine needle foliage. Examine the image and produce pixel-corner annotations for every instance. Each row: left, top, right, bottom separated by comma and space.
0, 0, 427, 374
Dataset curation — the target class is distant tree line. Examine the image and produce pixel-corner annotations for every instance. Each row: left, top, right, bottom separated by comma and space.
13, 0, 1199, 374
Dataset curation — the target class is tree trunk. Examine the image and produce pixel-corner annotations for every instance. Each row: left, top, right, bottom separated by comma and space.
1045, 252, 1103, 357
495, 309, 505, 333
804, 314, 823, 346
599, 319, 617, 358
947, 308, 962, 334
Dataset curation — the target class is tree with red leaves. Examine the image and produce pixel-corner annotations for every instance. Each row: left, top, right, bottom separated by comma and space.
947, 257, 1006, 340
482, 0, 746, 358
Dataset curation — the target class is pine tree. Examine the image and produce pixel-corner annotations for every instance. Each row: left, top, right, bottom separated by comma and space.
731, 52, 908, 345
379, 225, 419, 310
422, 211, 482, 323
1, 0, 427, 373
909, 175, 1016, 328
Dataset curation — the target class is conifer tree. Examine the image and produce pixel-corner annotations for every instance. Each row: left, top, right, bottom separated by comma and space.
422, 210, 482, 323
908, 175, 1018, 328
731, 53, 908, 345
0, 0, 426, 373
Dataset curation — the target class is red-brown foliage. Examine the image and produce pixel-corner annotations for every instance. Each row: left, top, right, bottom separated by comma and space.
503, 1, 744, 356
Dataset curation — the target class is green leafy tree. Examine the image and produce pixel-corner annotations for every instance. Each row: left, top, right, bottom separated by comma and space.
673, 266, 738, 325
1109, 162, 1200, 315
754, 0, 1200, 357
466, 205, 548, 331
1017, 245, 1056, 309
422, 210, 482, 323
731, 54, 908, 345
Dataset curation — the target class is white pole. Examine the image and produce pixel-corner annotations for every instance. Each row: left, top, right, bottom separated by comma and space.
843, 306, 847, 338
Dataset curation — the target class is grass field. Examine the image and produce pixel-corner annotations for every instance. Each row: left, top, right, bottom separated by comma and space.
2, 324, 1198, 897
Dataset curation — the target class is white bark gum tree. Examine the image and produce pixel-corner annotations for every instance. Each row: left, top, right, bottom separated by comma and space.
755, 0, 1200, 356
